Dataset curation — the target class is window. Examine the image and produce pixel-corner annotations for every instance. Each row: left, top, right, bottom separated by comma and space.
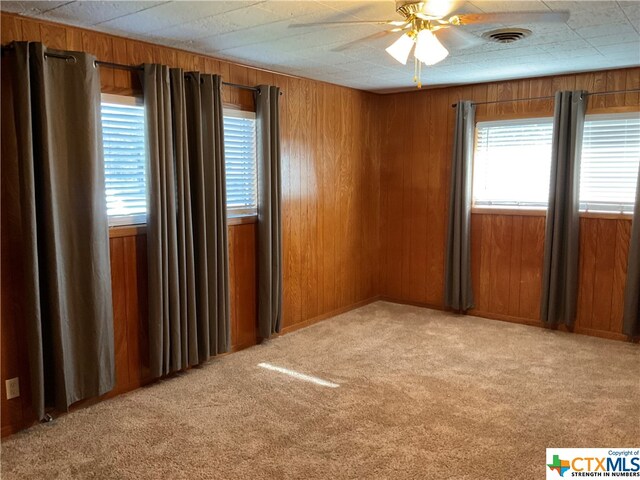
101, 94, 147, 226
472, 114, 640, 214
473, 118, 554, 208
223, 110, 257, 217
579, 113, 640, 213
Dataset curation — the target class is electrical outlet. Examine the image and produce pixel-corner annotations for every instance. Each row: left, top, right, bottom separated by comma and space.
5, 377, 20, 400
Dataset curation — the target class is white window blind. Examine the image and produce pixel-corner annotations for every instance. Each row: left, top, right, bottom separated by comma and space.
473, 118, 553, 208
579, 113, 640, 213
223, 110, 257, 216
100, 94, 147, 226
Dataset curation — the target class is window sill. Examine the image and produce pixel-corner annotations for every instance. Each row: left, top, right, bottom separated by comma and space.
580, 211, 633, 220
471, 207, 633, 220
228, 215, 257, 226
109, 224, 146, 238
472, 207, 546, 217
108, 215, 259, 237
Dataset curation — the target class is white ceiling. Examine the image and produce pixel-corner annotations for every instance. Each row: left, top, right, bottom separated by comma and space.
2, 1, 639, 92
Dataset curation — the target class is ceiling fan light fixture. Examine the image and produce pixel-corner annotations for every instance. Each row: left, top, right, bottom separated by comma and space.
385, 33, 415, 65
414, 28, 449, 65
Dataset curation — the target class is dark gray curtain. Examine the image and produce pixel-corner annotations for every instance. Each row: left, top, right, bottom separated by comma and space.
144, 65, 230, 378
540, 90, 587, 326
256, 85, 283, 339
4, 42, 114, 420
444, 101, 476, 312
623, 170, 640, 337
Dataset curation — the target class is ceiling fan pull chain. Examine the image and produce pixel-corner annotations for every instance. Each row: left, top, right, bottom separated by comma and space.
412, 56, 423, 89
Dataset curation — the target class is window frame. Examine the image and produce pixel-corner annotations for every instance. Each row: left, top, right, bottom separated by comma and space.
223, 107, 258, 219
471, 113, 640, 218
101, 93, 147, 227
471, 116, 554, 212
579, 112, 640, 215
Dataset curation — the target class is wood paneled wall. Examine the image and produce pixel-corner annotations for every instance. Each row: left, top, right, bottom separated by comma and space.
470, 213, 545, 324
104, 223, 259, 394
377, 67, 640, 341
1, 10, 637, 438
0, 13, 380, 436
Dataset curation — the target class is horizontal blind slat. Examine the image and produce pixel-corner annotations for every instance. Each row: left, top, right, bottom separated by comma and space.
473, 118, 554, 207
473, 114, 640, 213
224, 113, 257, 214
101, 101, 147, 222
579, 114, 640, 213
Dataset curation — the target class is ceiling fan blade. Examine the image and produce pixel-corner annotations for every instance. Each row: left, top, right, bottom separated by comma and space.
289, 20, 406, 28
331, 30, 396, 52
434, 28, 484, 51
455, 11, 570, 25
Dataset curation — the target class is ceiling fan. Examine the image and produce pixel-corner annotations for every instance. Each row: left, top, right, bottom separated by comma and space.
291, 1, 570, 88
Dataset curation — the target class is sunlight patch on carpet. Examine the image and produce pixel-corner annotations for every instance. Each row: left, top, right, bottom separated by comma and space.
257, 363, 340, 388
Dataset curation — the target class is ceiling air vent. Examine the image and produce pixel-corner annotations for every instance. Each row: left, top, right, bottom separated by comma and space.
482, 28, 532, 44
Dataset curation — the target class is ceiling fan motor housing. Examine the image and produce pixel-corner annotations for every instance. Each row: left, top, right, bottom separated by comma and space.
396, 1, 437, 19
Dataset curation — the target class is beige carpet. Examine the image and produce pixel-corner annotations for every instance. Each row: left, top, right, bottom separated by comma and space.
2, 302, 639, 479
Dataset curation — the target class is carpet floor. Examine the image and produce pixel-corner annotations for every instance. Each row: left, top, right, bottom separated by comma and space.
2, 301, 639, 479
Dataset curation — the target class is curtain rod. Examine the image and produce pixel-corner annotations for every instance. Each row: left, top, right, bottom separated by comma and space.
76, 55, 262, 93
451, 88, 640, 108
2, 46, 263, 93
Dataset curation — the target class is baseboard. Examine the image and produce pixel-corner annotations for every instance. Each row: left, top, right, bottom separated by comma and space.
381, 298, 631, 343
280, 296, 380, 335
2, 423, 23, 438
1, 415, 41, 439
571, 326, 629, 342
228, 296, 380, 343
3, 294, 628, 440
467, 310, 630, 342
228, 339, 258, 353
2, 300, 379, 439
469, 309, 544, 328
378, 296, 445, 312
